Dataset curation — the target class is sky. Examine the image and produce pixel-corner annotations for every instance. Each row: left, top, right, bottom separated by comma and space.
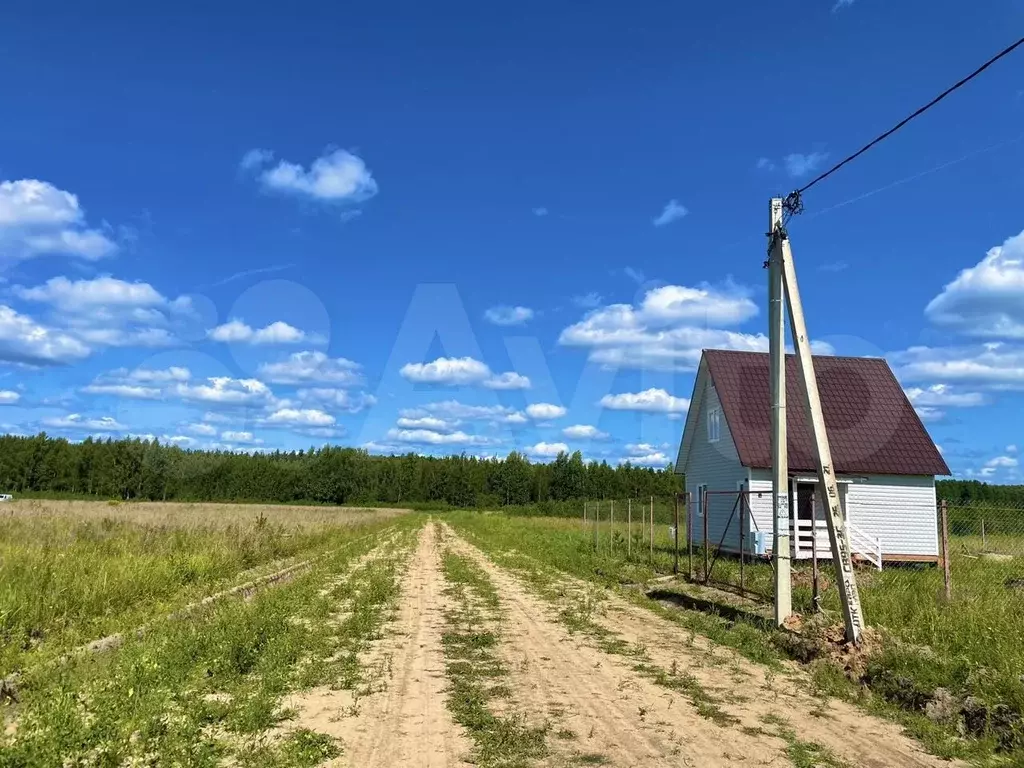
1, 1, 1023, 480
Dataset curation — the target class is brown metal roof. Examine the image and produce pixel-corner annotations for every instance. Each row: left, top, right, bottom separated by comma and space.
703, 349, 950, 476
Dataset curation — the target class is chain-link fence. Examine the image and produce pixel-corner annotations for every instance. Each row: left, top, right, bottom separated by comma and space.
939, 499, 1024, 600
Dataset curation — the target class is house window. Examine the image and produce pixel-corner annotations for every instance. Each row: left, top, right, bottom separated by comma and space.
696, 484, 707, 517
707, 407, 721, 443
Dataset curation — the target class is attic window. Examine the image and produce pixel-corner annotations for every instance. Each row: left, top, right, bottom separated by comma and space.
707, 407, 721, 443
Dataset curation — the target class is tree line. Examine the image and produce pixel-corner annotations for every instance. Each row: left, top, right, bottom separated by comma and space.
936, 479, 1024, 507
0, 433, 683, 508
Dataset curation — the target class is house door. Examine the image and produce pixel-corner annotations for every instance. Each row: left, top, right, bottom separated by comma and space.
792, 482, 830, 558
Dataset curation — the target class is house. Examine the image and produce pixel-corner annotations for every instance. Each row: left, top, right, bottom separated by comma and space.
675, 350, 950, 566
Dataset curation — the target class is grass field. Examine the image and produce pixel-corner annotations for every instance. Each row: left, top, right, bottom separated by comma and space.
1, 503, 1019, 766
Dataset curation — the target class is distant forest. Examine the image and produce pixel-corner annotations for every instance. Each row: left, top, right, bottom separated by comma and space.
1, 433, 1019, 509
0, 433, 682, 508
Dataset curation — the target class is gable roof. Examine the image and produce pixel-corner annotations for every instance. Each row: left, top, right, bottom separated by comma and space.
700, 349, 950, 476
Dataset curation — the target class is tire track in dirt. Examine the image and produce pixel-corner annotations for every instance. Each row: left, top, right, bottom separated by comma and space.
284, 522, 472, 768
443, 526, 781, 767
448, 527, 961, 768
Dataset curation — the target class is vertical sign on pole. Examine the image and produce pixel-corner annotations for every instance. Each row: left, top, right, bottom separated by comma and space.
768, 197, 793, 626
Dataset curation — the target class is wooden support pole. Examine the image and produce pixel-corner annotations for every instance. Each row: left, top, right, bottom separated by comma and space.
941, 499, 952, 601
674, 494, 680, 575
628, 498, 632, 559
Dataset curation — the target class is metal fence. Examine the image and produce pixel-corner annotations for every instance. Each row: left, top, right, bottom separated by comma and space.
939, 499, 1024, 600
581, 495, 689, 573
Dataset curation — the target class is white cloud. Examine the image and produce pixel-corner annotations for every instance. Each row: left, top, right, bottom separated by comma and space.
653, 199, 688, 227
208, 319, 308, 345
258, 351, 363, 386
400, 356, 530, 390
127, 366, 191, 383
0, 179, 117, 262
832, 0, 854, 11
386, 428, 491, 446
526, 441, 569, 458
600, 388, 690, 413
572, 292, 603, 309
0, 304, 91, 365
43, 413, 125, 432
892, 344, 1024, 387
265, 408, 336, 427
1008, 444, 1019, 454
925, 229, 1024, 338
401, 400, 526, 425
756, 157, 776, 171
484, 305, 534, 326
784, 152, 829, 178
246, 148, 378, 205
559, 282, 761, 372
903, 384, 986, 420
219, 430, 263, 445
81, 384, 161, 400
297, 388, 376, 413
187, 422, 218, 436
985, 455, 1018, 468
15, 276, 168, 311
532, 207, 549, 217
562, 424, 608, 440
0, 390, 19, 405
483, 371, 531, 390
173, 377, 272, 405
621, 442, 671, 466
395, 415, 459, 432
525, 403, 567, 420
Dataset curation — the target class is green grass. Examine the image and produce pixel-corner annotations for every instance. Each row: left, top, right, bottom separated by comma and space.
0, 506, 401, 673
439, 548, 549, 768
0, 518, 421, 765
447, 512, 1024, 765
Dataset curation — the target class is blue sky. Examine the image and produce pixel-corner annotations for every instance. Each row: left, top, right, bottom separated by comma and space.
1, 1, 1023, 479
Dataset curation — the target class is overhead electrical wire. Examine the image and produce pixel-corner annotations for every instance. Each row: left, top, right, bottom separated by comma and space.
785, 34, 1024, 211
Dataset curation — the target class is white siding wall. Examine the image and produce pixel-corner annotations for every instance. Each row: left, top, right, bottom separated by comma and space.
681, 381, 748, 553
748, 470, 938, 559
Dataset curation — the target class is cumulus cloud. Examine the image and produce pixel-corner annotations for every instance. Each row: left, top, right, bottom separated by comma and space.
400, 356, 530, 390
0, 304, 91, 365
784, 152, 829, 178
526, 441, 569, 459
258, 351, 363, 386
756, 157, 776, 171
173, 377, 272, 405
220, 430, 263, 445
0, 179, 117, 263
296, 388, 376, 413
559, 282, 761, 372
42, 413, 125, 432
904, 384, 985, 415
621, 442, 671, 467
892, 344, 1024, 387
15, 276, 168, 311
401, 400, 526, 425
244, 148, 378, 206
0, 390, 20, 405
395, 415, 459, 432
925, 229, 1024, 338
525, 403, 567, 420
81, 383, 162, 400
81, 365, 192, 400
600, 388, 690, 413
264, 408, 336, 427
532, 207, 549, 217
386, 427, 493, 446
208, 320, 309, 345
187, 422, 218, 436
484, 305, 534, 326
562, 424, 609, 440
652, 199, 688, 227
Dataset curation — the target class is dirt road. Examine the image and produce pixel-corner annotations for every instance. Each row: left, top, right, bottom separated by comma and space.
284, 523, 959, 767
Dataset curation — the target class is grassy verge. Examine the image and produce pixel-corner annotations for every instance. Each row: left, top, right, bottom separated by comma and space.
0, 519, 419, 766
448, 512, 1018, 765
0, 503, 405, 673
439, 545, 548, 768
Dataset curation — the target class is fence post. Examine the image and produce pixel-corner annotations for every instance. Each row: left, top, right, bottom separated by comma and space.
610, 500, 614, 554
650, 495, 655, 564
940, 498, 952, 601
627, 498, 632, 559
583, 501, 587, 539
739, 492, 745, 597
982, 518, 987, 552
703, 488, 709, 584
674, 494, 680, 575
594, 500, 599, 551
687, 491, 693, 579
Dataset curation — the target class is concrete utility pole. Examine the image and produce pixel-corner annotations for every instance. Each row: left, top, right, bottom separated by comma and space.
768, 198, 792, 626
768, 197, 864, 643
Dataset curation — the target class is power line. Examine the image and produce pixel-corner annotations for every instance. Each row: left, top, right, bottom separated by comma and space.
794, 34, 1024, 200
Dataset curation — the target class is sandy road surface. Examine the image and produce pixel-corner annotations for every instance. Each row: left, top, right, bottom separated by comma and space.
286, 523, 472, 768
444, 526, 962, 768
